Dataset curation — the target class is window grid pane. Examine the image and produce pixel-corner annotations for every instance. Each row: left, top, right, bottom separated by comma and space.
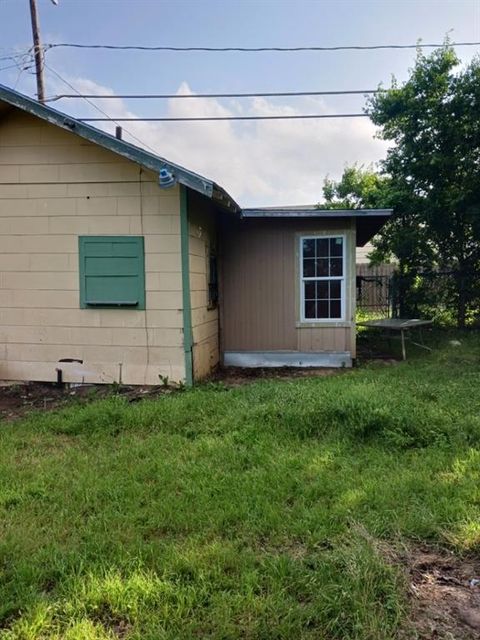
301, 236, 344, 320
303, 280, 343, 319
302, 237, 343, 279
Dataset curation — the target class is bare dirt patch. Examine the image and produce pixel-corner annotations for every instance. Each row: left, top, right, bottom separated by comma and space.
212, 365, 344, 387
0, 381, 172, 422
0, 368, 342, 421
400, 545, 480, 639
353, 525, 480, 639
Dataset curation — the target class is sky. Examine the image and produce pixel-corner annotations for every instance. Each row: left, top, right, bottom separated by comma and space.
0, 0, 479, 206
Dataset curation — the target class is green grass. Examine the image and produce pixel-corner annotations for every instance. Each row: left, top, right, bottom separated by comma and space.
1, 332, 480, 639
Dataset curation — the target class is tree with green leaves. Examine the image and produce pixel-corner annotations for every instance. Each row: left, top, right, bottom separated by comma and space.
320, 164, 434, 272
321, 47, 480, 327
321, 165, 390, 211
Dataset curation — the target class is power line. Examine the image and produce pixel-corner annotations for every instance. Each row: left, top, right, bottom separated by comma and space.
12, 63, 30, 91
0, 54, 24, 63
0, 50, 35, 73
0, 49, 33, 63
80, 113, 369, 122
45, 41, 480, 53
43, 64, 162, 153
47, 88, 380, 102
0, 63, 21, 72
0, 62, 34, 73
42, 69, 372, 125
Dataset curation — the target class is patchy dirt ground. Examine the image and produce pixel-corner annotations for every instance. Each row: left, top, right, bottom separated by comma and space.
0, 381, 174, 421
210, 365, 346, 386
0, 347, 404, 422
400, 546, 480, 639
353, 522, 480, 639
0, 368, 347, 421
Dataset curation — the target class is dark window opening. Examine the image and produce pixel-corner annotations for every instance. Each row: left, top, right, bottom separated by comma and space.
208, 252, 218, 309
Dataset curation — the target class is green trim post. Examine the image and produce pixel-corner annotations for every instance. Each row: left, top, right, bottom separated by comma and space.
180, 185, 194, 386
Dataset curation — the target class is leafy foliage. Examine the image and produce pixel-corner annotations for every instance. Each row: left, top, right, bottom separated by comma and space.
320, 48, 480, 326
321, 165, 393, 211
367, 47, 480, 326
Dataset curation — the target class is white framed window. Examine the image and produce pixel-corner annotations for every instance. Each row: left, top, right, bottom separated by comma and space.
300, 235, 346, 322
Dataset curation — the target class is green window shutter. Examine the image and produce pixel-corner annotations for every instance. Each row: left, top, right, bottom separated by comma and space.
79, 236, 145, 309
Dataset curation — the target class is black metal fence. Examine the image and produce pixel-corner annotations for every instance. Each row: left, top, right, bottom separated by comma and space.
356, 264, 394, 317
356, 265, 480, 326
390, 270, 480, 326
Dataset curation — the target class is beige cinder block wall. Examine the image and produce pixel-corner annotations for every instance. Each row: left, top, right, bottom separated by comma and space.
220, 217, 357, 358
0, 109, 185, 385
187, 192, 220, 379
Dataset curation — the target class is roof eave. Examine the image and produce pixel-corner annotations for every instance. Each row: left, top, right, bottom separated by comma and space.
241, 208, 393, 218
212, 184, 242, 215
239, 207, 392, 246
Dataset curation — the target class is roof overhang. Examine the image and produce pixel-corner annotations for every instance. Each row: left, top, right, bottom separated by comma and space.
241, 207, 393, 246
0, 84, 391, 234
0, 83, 241, 215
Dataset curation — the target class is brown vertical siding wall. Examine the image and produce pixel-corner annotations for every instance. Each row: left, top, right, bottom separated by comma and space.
188, 192, 220, 379
220, 217, 356, 357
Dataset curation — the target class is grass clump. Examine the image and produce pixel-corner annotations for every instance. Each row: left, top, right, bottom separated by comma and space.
0, 332, 480, 638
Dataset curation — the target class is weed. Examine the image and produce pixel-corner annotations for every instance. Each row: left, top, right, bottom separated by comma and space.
158, 374, 169, 387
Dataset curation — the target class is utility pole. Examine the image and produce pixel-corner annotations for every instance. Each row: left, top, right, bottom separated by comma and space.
29, 0, 45, 102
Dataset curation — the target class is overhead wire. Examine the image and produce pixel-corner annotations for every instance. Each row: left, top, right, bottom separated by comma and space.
27, 38, 477, 126
44, 72, 374, 123
0, 54, 22, 63
43, 63, 162, 153
44, 41, 480, 53
43, 73, 375, 123
0, 61, 34, 73
46, 88, 380, 101
0, 48, 35, 74
0, 50, 32, 63
12, 61, 32, 90
80, 114, 369, 122
38, 39, 477, 119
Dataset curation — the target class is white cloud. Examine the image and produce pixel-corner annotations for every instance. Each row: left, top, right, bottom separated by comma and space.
53, 77, 390, 207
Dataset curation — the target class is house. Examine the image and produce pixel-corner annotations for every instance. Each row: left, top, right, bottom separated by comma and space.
0, 84, 391, 385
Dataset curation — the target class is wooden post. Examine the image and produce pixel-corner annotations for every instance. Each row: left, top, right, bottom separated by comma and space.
29, 0, 46, 103
401, 329, 406, 361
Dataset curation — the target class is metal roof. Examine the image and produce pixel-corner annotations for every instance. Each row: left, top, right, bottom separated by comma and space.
241, 207, 393, 218
0, 83, 241, 214
240, 207, 392, 246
